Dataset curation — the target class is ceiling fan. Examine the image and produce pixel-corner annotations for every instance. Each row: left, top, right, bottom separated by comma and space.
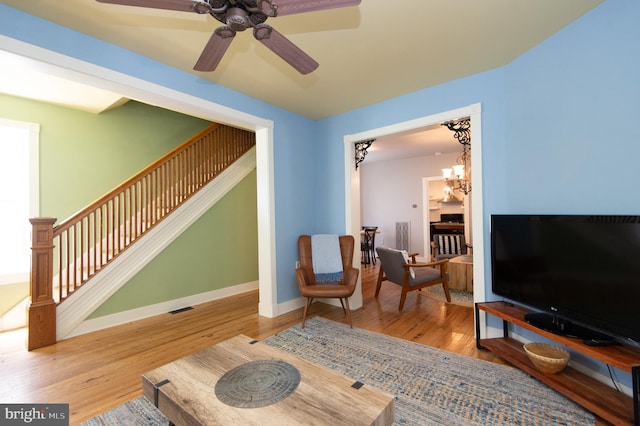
96, 0, 361, 74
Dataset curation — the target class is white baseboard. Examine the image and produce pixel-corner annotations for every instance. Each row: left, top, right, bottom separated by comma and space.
67, 280, 259, 338
275, 296, 306, 316
68, 288, 346, 339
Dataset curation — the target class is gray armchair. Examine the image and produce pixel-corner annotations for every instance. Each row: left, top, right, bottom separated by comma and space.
375, 247, 451, 311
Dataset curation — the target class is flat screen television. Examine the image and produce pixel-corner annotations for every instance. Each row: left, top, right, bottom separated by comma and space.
490, 214, 640, 347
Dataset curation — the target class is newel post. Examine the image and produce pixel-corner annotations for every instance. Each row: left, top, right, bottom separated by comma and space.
28, 217, 57, 350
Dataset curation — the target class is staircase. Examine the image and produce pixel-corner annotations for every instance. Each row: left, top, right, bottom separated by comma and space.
28, 123, 256, 350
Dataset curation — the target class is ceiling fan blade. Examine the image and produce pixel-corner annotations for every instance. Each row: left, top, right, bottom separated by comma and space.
96, 0, 198, 12
193, 26, 236, 71
260, 0, 361, 17
254, 24, 318, 74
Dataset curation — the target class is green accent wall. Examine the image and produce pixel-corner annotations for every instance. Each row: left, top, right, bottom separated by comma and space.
89, 169, 258, 318
0, 94, 212, 220
0, 94, 258, 318
0, 281, 28, 314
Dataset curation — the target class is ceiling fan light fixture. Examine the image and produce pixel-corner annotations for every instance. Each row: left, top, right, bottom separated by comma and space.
253, 23, 272, 40
257, 0, 277, 17
191, 0, 213, 14
225, 7, 251, 31
215, 25, 236, 39
207, 0, 229, 14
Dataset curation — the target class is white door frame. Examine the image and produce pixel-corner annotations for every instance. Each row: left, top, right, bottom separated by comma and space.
344, 104, 484, 316
0, 36, 280, 317
422, 175, 444, 258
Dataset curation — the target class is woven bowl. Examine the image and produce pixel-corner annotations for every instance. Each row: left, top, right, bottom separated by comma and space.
523, 343, 570, 374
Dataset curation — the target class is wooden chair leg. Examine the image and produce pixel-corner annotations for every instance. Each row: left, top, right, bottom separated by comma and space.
361, 245, 370, 265
338, 298, 346, 313
343, 298, 353, 328
441, 263, 452, 302
442, 282, 452, 302
399, 289, 408, 311
302, 297, 313, 328
375, 267, 385, 297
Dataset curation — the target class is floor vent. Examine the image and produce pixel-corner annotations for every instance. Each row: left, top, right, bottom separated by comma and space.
169, 306, 194, 315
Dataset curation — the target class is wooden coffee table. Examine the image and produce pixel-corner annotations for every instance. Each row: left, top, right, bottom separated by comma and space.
142, 334, 394, 425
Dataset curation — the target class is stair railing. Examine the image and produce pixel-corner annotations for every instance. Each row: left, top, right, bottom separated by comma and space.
28, 123, 255, 349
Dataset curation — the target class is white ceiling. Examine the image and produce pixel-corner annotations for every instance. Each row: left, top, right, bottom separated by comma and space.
365, 123, 459, 163
0, 0, 603, 158
0, 49, 129, 114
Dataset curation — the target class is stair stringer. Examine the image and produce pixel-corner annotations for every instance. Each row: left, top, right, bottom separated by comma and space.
56, 147, 256, 341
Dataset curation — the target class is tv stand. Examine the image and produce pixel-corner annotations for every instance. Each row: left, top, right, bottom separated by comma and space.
476, 301, 640, 426
524, 312, 617, 341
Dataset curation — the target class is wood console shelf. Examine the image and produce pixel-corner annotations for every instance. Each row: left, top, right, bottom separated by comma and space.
475, 301, 640, 426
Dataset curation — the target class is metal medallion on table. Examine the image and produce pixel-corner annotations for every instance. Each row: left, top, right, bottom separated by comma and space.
214, 360, 301, 408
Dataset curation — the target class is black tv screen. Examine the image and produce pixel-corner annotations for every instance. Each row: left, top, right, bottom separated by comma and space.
490, 214, 640, 346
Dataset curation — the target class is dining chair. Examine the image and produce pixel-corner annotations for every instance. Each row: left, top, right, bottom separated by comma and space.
431, 233, 467, 261
361, 226, 378, 265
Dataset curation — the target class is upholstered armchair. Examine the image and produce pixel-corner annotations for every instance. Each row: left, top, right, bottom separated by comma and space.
376, 247, 451, 311
296, 235, 359, 328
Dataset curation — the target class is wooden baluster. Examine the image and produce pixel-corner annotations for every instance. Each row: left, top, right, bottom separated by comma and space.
28, 217, 57, 350
26, 124, 255, 348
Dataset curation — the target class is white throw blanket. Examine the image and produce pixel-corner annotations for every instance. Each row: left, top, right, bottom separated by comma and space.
311, 234, 343, 283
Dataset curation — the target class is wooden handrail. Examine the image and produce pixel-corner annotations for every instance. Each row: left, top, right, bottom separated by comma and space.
28, 123, 255, 349
55, 123, 221, 233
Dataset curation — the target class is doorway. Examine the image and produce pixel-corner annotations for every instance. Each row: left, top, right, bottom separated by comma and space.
0, 38, 279, 318
344, 104, 484, 310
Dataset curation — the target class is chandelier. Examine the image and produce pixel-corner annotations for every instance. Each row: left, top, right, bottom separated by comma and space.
442, 117, 471, 196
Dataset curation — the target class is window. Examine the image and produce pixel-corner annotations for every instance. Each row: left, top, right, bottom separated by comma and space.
0, 118, 39, 285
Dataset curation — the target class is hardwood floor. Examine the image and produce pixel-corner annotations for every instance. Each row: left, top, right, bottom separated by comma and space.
0, 263, 608, 425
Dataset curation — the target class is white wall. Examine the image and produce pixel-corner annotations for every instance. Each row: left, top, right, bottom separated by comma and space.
360, 151, 459, 255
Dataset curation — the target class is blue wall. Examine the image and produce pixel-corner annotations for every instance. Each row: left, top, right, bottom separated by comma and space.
502, 0, 640, 215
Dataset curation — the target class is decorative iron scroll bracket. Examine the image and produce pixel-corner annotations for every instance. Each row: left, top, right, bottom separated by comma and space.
442, 117, 472, 195
443, 117, 471, 147
355, 139, 375, 170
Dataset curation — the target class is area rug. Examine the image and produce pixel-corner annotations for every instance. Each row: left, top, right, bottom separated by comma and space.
82, 317, 594, 425
80, 397, 167, 425
264, 317, 593, 426
422, 286, 474, 307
